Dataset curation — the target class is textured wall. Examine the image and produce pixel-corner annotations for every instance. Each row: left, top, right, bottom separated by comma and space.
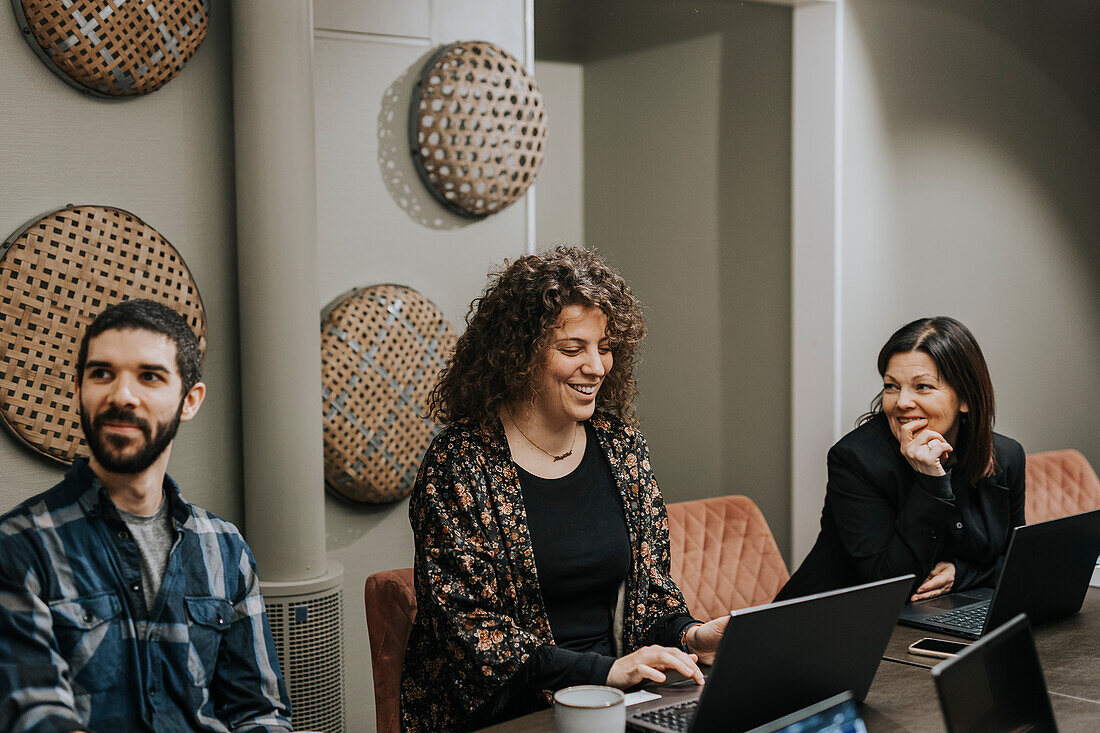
0, 7, 241, 524
312, 1, 529, 729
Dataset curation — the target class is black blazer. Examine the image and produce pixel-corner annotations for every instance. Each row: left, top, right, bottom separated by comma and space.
777, 415, 1026, 601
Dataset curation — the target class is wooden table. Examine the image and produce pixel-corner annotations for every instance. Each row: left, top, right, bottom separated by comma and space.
884, 588, 1100, 704
482, 588, 1100, 732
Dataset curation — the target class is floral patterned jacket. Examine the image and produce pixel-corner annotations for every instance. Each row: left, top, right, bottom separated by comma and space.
400, 416, 691, 731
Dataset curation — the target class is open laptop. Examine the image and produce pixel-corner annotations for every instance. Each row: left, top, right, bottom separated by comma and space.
932, 613, 1058, 733
626, 575, 912, 733
745, 691, 867, 733
899, 508, 1100, 639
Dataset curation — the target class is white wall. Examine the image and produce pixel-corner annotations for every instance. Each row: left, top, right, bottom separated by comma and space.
789, 0, 1100, 560
0, 8, 242, 523
533, 61, 585, 248
543, 0, 795, 552
312, 1, 530, 729
839, 0, 1100, 466
584, 32, 726, 504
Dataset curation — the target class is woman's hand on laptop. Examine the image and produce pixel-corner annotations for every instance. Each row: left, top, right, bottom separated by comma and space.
607, 645, 705, 688
683, 615, 729, 666
910, 561, 956, 602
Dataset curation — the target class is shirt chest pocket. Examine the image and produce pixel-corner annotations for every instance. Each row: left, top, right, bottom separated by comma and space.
184, 595, 233, 687
49, 591, 125, 693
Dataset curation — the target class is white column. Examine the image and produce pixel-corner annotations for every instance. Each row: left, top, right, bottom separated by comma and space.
524, 0, 537, 254
231, 0, 327, 581
791, 0, 844, 564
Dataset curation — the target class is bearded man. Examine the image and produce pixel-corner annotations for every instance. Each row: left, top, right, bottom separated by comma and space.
0, 299, 292, 732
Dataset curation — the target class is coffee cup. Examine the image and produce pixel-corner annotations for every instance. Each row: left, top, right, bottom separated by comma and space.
553, 684, 626, 733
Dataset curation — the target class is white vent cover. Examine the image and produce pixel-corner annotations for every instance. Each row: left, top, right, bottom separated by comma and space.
263, 562, 347, 733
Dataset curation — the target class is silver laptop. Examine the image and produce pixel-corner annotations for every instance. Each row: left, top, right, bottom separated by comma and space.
626, 575, 912, 733
898, 508, 1100, 639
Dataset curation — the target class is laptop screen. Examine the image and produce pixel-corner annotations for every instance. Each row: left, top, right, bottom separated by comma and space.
746, 691, 867, 733
932, 614, 1058, 733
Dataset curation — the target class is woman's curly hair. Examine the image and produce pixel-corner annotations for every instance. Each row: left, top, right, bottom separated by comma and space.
428, 246, 647, 429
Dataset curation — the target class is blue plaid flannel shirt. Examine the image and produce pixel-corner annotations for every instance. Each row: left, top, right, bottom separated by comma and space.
0, 458, 293, 733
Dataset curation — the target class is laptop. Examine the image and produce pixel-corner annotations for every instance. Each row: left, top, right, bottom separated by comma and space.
745, 691, 867, 733
898, 508, 1100, 639
932, 613, 1058, 733
626, 575, 912, 733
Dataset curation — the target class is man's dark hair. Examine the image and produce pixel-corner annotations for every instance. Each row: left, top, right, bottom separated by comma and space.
76, 299, 204, 393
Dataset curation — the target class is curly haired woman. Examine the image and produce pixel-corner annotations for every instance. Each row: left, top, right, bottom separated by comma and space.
399, 247, 728, 730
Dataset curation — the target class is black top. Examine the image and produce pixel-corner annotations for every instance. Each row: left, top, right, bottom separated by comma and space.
519, 422, 632, 653
776, 414, 1026, 601
465, 421, 698, 728
515, 422, 631, 682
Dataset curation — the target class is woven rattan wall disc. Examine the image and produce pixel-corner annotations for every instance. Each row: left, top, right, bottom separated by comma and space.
11, 0, 210, 98
410, 41, 547, 218
321, 285, 455, 504
0, 205, 206, 464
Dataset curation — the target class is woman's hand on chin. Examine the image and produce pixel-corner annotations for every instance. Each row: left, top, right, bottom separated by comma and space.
606, 645, 704, 689
896, 418, 952, 476
911, 561, 956, 602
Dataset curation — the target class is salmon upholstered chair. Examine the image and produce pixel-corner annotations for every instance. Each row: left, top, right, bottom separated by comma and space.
666, 495, 790, 622
364, 568, 417, 733
1025, 449, 1100, 524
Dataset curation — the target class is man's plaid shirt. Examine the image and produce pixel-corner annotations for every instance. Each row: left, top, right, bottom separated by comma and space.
0, 458, 292, 732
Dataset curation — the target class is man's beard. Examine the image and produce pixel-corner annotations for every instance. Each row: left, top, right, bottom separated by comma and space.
81, 402, 183, 474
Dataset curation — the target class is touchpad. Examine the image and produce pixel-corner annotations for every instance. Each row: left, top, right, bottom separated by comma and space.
913, 591, 987, 611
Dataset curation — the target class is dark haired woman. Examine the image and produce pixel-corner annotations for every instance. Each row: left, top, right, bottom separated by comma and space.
400, 247, 727, 731
776, 317, 1025, 603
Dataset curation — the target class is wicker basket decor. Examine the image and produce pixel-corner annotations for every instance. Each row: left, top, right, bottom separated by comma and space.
0, 205, 206, 464
321, 285, 455, 504
11, 0, 210, 97
410, 40, 547, 218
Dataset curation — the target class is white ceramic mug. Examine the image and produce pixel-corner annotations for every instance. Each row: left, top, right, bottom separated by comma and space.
553, 684, 626, 733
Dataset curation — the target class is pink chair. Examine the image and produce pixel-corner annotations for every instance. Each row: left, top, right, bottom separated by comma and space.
1025, 449, 1100, 524
363, 568, 416, 733
667, 495, 789, 622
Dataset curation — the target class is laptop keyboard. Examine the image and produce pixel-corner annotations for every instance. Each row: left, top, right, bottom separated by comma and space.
633, 700, 697, 731
924, 603, 989, 632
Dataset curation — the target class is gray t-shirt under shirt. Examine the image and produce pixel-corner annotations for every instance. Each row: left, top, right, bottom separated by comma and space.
117, 496, 175, 613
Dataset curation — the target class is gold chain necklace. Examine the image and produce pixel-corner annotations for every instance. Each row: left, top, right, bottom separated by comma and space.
508, 412, 578, 462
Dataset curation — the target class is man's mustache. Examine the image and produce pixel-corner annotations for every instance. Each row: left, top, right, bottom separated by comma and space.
93, 408, 151, 437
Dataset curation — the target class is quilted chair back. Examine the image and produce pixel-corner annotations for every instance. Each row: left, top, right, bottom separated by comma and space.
1025, 449, 1100, 524
667, 495, 790, 622
364, 568, 417, 733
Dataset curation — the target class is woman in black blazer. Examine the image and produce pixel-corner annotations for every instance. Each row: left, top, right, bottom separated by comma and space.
777, 317, 1025, 602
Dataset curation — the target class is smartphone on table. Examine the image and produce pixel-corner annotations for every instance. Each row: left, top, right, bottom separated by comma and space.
908, 637, 971, 659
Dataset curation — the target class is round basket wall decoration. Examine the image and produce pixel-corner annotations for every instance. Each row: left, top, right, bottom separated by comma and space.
0, 205, 206, 464
410, 40, 548, 218
321, 285, 455, 504
11, 0, 210, 97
